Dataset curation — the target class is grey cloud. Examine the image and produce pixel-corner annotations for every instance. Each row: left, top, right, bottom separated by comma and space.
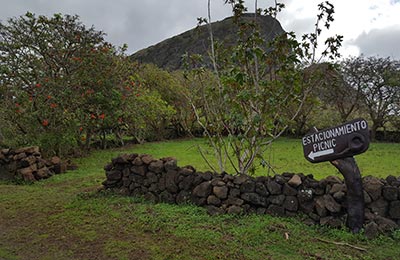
76, 0, 231, 53
123, 1, 211, 52
351, 26, 400, 59
122, 0, 232, 52
281, 16, 315, 36
0, 0, 310, 55
0, 0, 233, 54
12, 0, 396, 60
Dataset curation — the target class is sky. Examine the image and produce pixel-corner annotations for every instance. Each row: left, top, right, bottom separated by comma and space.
0, 0, 399, 59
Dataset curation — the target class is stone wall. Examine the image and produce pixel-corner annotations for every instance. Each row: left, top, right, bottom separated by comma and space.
0, 146, 76, 182
103, 153, 400, 237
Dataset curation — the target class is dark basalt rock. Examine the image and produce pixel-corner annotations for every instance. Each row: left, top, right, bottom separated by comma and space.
103, 153, 400, 239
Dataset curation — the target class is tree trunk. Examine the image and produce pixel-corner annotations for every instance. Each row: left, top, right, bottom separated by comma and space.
370, 123, 378, 141
85, 130, 92, 151
330, 157, 365, 233
101, 130, 106, 149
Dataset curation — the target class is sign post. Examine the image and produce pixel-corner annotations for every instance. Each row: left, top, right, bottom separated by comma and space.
302, 118, 370, 233
302, 118, 369, 163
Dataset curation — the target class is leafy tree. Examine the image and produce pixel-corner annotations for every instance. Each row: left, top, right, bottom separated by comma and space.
123, 88, 176, 143
136, 64, 190, 138
72, 43, 134, 150
341, 56, 400, 140
0, 12, 132, 155
178, 66, 220, 137
187, 0, 342, 174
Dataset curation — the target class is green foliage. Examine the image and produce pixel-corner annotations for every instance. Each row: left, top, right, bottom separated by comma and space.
0, 13, 189, 155
187, 1, 342, 175
0, 12, 130, 155
135, 64, 191, 139
0, 248, 19, 260
123, 87, 176, 142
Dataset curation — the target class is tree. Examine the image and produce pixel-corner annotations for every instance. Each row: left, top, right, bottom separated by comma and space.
136, 64, 191, 139
0, 12, 132, 155
73, 44, 134, 150
123, 88, 176, 143
309, 61, 365, 123
289, 63, 342, 136
187, 0, 342, 175
341, 56, 400, 140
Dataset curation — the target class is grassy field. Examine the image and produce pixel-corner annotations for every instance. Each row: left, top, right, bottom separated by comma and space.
116, 137, 400, 179
1, 138, 400, 260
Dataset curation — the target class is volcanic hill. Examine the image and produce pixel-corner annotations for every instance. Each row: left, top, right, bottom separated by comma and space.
130, 13, 285, 71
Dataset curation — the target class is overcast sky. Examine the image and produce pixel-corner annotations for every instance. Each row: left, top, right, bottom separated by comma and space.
1, 0, 399, 59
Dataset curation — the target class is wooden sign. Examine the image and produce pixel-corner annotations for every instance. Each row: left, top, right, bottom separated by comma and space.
302, 118, 370, 163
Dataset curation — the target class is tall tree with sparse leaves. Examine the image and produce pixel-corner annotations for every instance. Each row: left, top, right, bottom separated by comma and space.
187, 0, 342, 175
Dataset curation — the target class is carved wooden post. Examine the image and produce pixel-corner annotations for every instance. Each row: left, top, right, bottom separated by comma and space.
302, 119, 369, 233
331, 157, 364, 233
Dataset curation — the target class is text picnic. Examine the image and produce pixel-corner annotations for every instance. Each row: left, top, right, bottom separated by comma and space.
302, 119, 368, 153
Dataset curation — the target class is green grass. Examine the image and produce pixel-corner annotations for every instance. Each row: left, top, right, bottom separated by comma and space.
102, 137, 400, 179
1, 137, 400, 260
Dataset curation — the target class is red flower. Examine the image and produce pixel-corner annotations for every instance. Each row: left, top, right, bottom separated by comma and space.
99, 113, 105, 120
90, 114, 96, 119
136, 93, 140, 97
35, 83, 41, 88
47, 95, 52, 99
42, 119, 49, 127
50, 103, 57, 108
15, 103, 20, 107
79, 127, 83, 132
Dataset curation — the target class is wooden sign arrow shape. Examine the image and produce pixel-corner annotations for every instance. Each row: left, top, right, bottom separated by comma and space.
308, 149, 334, 161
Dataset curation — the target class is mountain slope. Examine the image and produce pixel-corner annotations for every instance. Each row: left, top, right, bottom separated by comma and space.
130, 13, 285, 71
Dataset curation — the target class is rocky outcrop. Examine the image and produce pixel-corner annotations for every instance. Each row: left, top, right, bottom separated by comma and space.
0, 146, 77, 182
130, 13, 285, 71
103, 153, 400, 238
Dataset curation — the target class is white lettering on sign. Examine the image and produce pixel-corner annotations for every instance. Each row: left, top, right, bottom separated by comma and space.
302, 119, 368, 161
312, 139, 336, 152
302, 119, 368, 146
